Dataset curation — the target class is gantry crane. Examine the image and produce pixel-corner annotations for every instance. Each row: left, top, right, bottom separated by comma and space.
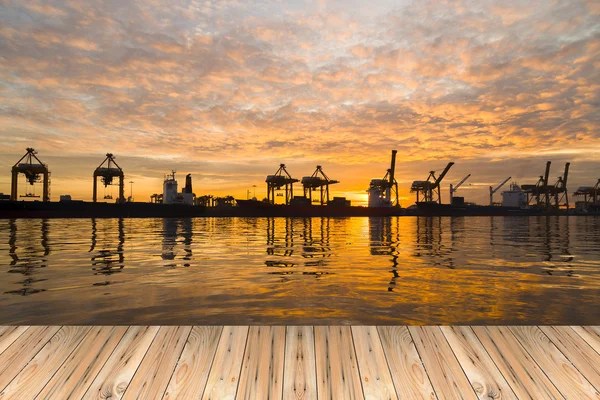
551, 162, 570, 209
521, 161, 552, 207
489, 177, 511, 205
573, 179, 600, 210
367, 150, 399, 207
301, 166, 339, 205
521, 161, 570, 209
266, 164, 298, 205
410, 162, 454, 204
11, 148, 51, 202
93, 153, 124, 203
449, 174, 471, 203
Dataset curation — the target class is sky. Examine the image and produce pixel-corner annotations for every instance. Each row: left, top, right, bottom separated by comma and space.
0, 0, 598, 205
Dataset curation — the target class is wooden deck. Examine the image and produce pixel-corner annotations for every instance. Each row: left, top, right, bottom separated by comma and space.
0, 326, 598, 399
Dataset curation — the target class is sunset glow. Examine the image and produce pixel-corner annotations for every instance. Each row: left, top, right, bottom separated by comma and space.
0, 0, 598, 205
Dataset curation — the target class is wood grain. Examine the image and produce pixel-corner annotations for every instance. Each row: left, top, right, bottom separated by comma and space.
377, 326, 436, 400
84, 326, 160, 399
509, 326, 600, 399
0, 326, 91, 400
351, 326, 397, 400
314, 326, 363, 400
237, 326, 286, 400
0, 326, 29, 355
0, 326, 60, 391
539, 326, 600, 390
408, 326, 477, 400
472, 326, 563, 399
122, 326, 191, 399
571, 326, 600, 355
202, 326, 249, 400
37, 326, 129, 399
163, 326, 223, 400
283, 326, 317, 400
440, 326, 517, 399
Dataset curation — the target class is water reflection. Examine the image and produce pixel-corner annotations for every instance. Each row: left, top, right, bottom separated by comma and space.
0, 216, 599, 325
5, 219, 49, 295
90, 218, 124, 277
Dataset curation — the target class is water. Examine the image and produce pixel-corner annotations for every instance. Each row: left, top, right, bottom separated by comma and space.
0, 216, 598, 325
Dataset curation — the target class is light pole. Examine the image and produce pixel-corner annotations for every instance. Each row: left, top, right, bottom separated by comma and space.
129, 181, 134, 202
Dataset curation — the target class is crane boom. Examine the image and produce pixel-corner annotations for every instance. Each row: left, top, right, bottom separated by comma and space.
492, 177, 511, 194
433, 162, 454, 188
454, 174, 471, 190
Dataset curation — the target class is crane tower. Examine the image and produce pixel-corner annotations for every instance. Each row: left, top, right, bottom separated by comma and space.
301, 166, 339, 205
93, 153, 124, 203
11, 148, 51, 202
367, 150, 399, 208
266, 164, 298, 205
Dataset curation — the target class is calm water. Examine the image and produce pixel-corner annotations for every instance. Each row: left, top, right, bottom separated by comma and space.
0, 216, 599, 325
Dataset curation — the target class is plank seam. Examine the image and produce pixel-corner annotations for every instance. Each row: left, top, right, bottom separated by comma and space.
313, 326, 319, 400
198, 326, 225, 400
0, 326, 31, 357
0, 325, 62, 392
55, 326, 129, 400
538, 326, 600, 394
232, 326, 251, 400
119, 325, 162, 399
159, 326, 194, 400
569, 326, 600, 357
29, 326, 93, 399
281, 326, 288, 400
458, 326, 518, 400
406, 327, 440, 400
375, 327, 402, 400
349, 326, 367, 399
437, 326, 483, 399
506, 327, 566, 400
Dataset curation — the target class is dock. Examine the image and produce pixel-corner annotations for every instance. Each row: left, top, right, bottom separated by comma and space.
0, 325, 598, 399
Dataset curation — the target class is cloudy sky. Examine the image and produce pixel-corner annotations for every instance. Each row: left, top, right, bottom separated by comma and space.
0, 0, 598, 205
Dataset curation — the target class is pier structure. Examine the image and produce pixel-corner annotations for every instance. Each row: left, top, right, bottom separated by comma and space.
93, 153, 124, 203
266, 164, 298, 205
10, 148, 50, 202
410, 161, 454, 204
301, 165, 339, 205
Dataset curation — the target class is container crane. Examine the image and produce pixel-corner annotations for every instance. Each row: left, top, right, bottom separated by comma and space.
410, 162, 454, 204
266, 164, 298, 205
521, 161, 552, 207
449, 174, 471, 204
573, 178, 600, 212
489, 177, 511, 206
367, 150, 399, 207
551, 162, 570, 209
301, 166, 339, 205
11, 148, 51, 202
93, 153, 124, 203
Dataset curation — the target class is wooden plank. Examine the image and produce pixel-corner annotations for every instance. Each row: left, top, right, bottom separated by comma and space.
202, 326, 249, 400
539, 326, 600, 390
571, 326, 600, 355
84, 326, 160, 399
0, 326, 29, 355
408, 326, 477, 400
377, 326, 436, 400
472, 326, 563, 399
163, 326, 223, 400
283, 326, 317, 400
314, 326, 363, 400
509, 326, 600, 398
123, 326, 191, 399
0, 326, 60, 391
0, 326, 91, 399
237, 326, 286, 400
37, 326, 129, 399
440, 326, 517, 399
351, 326, 397, 400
